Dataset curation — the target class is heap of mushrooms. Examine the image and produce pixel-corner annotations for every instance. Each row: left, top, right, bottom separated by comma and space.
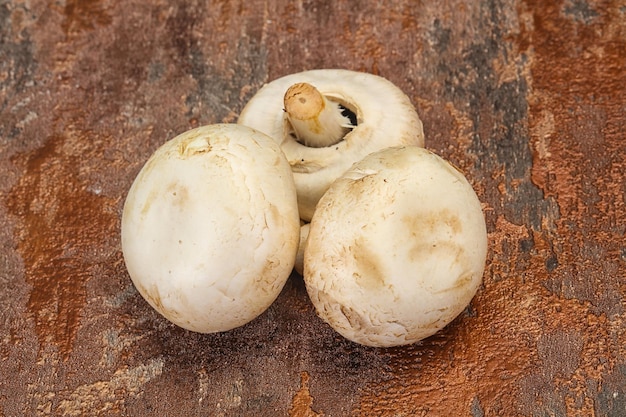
240, 69, 487, 347
121, 69, 487, 347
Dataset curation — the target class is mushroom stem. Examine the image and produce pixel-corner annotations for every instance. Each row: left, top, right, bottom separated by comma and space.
294, 223, 310, 276
284, 82, 353, 148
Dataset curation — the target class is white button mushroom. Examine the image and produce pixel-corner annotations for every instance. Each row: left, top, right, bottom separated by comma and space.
121, 124, 300, 333
303, 146, 488, 347
238, 69, 425, 221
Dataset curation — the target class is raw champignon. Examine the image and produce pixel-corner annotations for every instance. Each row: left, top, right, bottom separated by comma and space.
121, 124, 300, 333
303, 146, 488, 347
238, 69, 424, 221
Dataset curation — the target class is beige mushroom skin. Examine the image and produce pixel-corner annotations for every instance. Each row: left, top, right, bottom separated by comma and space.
303, 146, 488, 347
294, 223, 310, 276
238, 69, 424, 221
121, 124, 300, 333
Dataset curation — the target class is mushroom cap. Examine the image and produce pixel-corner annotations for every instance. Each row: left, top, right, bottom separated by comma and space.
238, 69, 424, 221
303, 146, 488, 347
121, 124, 300, 333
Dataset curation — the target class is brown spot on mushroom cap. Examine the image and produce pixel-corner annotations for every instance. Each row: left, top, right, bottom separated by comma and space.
166, 182, 190, 210
351, 237, 387, 290
402, 208, 463, 238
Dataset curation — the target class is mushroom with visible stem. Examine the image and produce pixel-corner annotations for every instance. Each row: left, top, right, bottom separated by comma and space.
283, 82, 354, 148
303, 146, 488, 347
238, 69, 425, 222
121, 124, 300, 333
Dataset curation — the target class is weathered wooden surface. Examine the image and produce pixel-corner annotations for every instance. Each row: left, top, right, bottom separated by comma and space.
1, 0, 624, 415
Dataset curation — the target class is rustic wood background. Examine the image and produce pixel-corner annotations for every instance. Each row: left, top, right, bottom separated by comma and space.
1, 0, 624, 415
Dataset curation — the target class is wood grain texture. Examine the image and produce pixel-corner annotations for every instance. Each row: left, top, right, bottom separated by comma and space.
0, 0, 624, 415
